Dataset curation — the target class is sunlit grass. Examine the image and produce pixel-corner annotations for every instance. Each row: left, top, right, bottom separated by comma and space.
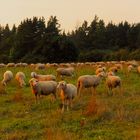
0, 65, 140, 139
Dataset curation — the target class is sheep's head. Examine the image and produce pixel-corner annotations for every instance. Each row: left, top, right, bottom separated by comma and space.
107, 71, 115, 76
57, 81, 67, 90
29, 78, 38, 87
97, 72, 106, 78
1, 80, 6, 86
31, 72, 37, 78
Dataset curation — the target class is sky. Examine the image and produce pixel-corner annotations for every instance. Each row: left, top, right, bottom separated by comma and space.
0, 0, 140, 31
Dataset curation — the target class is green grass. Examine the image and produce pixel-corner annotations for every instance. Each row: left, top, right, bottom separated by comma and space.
0, 66, 140, 140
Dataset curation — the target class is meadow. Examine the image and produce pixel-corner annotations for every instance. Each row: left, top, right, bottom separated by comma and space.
0, 65, 140, 140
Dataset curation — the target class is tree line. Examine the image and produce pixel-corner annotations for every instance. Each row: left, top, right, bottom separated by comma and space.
0, 16, 140, 63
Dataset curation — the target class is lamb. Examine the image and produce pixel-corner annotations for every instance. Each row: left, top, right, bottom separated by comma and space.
15, 72, 26, 87
77, 72, 105, 97
56, 67, 75, 78
31, 72, 56, 81
57, 81, 77, 112
1, 70, 13, 86
29, 78, 57, 102
106, 75, 122, 95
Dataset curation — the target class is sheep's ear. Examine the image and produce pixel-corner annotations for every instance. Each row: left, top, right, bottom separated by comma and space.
29, 79, 32, 84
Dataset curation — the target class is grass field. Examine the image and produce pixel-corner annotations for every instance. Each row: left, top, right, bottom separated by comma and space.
0, 66, 140, 140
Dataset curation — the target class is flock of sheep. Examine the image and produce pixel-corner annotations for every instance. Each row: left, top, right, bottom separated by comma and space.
1, 60, 140, 112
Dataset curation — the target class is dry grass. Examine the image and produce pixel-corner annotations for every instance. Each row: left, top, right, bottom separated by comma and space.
43, 128, 76, 140
136, 128, 140, 140
6, 131, 28, 140
11, 90, 24, 102
0, 84, 7, 95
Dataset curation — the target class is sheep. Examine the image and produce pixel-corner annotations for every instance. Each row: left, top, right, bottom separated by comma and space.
57, 81, 77, 112
29, 78, 57, 102
7, 63, 15, 67
15, 63, 28, 67
30, 64, 35, 69
106, 75, 122, 95
107, 71, 115, 76
15, 72, 26, 87
115, 64, 123, 70
0, 63, 5, 68
95, 67, 106, 75
35, 63, 46, 70
2, 70, 13, 86
108, 66, 118, 73
127, 65, 134, 73
77, 72, 105, 97
31, 72, 56, 81
56, 67, 75, 78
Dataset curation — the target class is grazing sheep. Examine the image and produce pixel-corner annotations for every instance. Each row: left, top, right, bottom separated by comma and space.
57, 81, 77, 112
77, 72, 105, 97
0, 63, 5, 68
31, 72, 56, 81
56, 67, 75, 78
35, 63, 46, 70
7, 63, 15, 67
108, 66, 118, 73
15, 72, 26, 87
127, 65, 134, 73
29, 78, 57, 102
106, 75, 122, 95
30, 64, 35, 69
2, 70, 13, 86
115, 64, 122, 70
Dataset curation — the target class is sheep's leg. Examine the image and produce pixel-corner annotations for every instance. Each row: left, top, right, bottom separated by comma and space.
70, 98, 73, 108
118, 85, 123, 95
78, 86, 82, 98
107, 86, 112, 96
61, 100, 65, 113
35, 95, 38, 104
51, 94, 56, 103
66, 99, 69, 111
93, 87, 96, 96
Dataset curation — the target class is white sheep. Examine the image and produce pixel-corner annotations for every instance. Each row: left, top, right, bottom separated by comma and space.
77, 72, 105, 97
15, 72, 26, 87
0, 63, 5, 68
2, 70, 13, 86
127, 65, 134, 73
7, 63, 15, 67
35, 63, 46, 70
57, 81, 77, 112
95, 67, 106, 75
29, 78, 57, 102
31, 72, 56, 81
56, 67, 75, 78
106, 75, 122, 95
